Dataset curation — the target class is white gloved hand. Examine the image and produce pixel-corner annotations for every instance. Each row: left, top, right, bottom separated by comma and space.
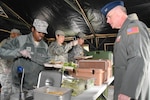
72, 40, 78, 46
19, 50, 31, 58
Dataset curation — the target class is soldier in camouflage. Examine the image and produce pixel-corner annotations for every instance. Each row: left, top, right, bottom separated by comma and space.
0, 19, 51, 99
0, 28, 21, 100
68, 32, 87, 62
0, 29, 21, 47
0, 59, 13, 100
48, 30, 78, 63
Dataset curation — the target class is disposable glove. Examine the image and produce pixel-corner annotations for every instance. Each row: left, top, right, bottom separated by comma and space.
72, 40, 78, 46
19, 50, 31, 58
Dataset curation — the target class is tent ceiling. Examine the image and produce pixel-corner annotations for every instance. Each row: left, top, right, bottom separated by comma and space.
0, 0, 150, 40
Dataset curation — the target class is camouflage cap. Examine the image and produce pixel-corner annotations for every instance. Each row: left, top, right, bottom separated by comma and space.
55, 30, 65, 36
77, 32, 86, 39
10, 28, 22, 34
33, 19, 48, 34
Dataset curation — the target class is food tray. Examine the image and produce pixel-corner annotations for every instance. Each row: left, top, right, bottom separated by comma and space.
34, 86, 72, 100
44, 63, 75, 70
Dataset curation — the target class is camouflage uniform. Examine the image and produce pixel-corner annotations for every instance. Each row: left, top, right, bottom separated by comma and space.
68, 45, 84, 62
68, 32, 87, 62
0, 33, 50, 99
0, 58, 12, 100
48, 41, 73, 63
0, 38, 14, 100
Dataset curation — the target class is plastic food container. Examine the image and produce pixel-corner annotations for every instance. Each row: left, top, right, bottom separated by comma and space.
61, 77, 86, 96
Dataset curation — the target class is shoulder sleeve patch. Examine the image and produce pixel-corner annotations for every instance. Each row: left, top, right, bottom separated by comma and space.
127, 27, 139, 35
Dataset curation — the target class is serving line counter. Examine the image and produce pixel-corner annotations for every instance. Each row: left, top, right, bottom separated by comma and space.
12, 77, 114, 100
71, 76, 114, 100
43, 63, 114, 100
33, 76, 114, 100
10, 60, 114, 100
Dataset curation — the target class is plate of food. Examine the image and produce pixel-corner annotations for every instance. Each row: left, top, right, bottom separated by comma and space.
74, 55, 93, 60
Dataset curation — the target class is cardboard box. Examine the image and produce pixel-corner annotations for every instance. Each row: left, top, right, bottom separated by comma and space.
106, 68, 113, 81
75, 68, 105, 85
78, 59, 112, 81
78, 59, 109, 70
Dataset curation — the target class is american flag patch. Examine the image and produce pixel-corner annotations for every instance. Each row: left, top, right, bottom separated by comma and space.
127, 27, 139, 35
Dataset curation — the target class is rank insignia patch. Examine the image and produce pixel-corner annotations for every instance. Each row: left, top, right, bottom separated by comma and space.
127, 27, 139, 35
